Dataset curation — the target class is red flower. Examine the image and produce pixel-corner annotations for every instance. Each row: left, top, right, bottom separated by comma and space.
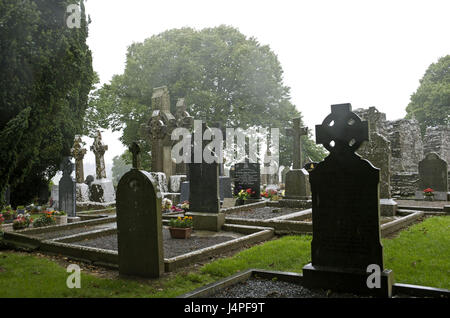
423, 188, 434, 193
246, 188, 252, 194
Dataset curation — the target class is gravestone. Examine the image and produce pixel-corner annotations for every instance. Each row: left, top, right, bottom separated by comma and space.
302, 103, 393, 297
212, 122, 233, 201
415, 152, 448, 201
116, 142, 164, 278
90, 131, 115, 203
233, 161, 261, 201
59, 157, 76, 217
186, 122, 224, 231
284, 117, 311, 200
357, 117, 397, 216
72, 136, 90, 203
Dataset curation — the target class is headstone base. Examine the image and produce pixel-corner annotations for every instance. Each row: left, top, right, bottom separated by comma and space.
76, 183, 89, 202
90, 179, 116, 203
302, 263, 394, 298
186, 212, 225, 232
380, 198, 398, 216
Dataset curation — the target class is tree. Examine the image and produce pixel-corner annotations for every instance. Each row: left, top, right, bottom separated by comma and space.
405, 55, 450, 134
87, 26, 326, 169
0, 0, 94, 207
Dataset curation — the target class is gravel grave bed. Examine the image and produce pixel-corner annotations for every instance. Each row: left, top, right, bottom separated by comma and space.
209, 277, 414, 298
72, 228, 236, 258
209, 278, 363, 298
225, 207, 301, 220
30, 223, 117, 240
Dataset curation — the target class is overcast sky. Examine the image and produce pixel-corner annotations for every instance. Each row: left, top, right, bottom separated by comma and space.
79, 0, 450, 176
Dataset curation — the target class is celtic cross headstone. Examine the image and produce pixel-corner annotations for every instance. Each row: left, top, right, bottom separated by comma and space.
302, 103, 393, 297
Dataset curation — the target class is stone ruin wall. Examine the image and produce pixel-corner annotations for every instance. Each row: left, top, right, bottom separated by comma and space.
354, 107, 449, 197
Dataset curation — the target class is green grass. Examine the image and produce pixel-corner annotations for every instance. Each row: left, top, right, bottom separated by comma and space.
0, 216, 448, 297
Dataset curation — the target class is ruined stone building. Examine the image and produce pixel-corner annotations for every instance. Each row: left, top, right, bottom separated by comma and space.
354, 106, 449, 197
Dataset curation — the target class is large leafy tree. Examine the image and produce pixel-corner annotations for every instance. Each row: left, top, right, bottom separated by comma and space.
405, 55, 450, 134
0, 0, 94, 207
87, 26, 326, 169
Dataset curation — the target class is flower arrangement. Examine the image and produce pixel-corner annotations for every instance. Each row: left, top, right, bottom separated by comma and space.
0, 213, 5, 228
1, 206, 16, 220
169, 216, 193, 228
423, 188, 434, 196
32, 212, 56, 228
181, 201, 190, 211
52, 210, 67, 216
13, 214, 32, 230
162, 198, 173, 212
237, 188, 253, 201
261, 189, 279, 201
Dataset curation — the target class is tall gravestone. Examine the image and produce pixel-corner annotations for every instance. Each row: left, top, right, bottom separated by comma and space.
71, 136, 89, 203
59, 157, 76, 217
302, 103, 393, 297
233, 161, 261, 201
284, 117, 310, 200
90, 131, 115, 203
416, 152, 448, 201
116, 142, 164, 278
186, 122, 224, 231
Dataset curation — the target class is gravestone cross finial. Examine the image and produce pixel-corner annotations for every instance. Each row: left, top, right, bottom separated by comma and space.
287, 117, 308, 169
129, 142, 141, 170
316, 103, 368, 155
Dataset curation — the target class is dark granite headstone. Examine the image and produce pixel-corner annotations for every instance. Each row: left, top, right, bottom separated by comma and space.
233, 161, 261, 199
180, 181, 190, 203
59, 157, 76, 217
302, 103, 393, 297
417, 152, 448, 200
116, 143, 164, 278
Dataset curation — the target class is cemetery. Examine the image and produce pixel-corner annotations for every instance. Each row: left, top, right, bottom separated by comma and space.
0, 1, 449, 303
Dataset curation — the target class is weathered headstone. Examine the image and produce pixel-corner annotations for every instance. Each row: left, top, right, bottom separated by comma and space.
116, 142, 164, 278
59, 157, 76, 217
71, 135, 87, 183
416, 152, 448, 201
186, 122, 224, 231
302, 103, 393, 297
357, 114, 397, 216
284, 117, 311, 200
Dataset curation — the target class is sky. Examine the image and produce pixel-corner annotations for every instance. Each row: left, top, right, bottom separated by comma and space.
77, 0, 450, 178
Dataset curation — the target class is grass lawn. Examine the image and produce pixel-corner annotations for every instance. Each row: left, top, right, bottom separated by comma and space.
0, 216, 448, 297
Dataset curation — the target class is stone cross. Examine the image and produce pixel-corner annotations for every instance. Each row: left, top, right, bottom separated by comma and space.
129, 142, 141, 170
71, 135, 87, 183
91, 130, 108, 179
287, 117, 308, 169
174, 98, 194, 175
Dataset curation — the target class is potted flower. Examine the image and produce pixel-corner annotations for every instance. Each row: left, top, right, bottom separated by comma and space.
168, 216, 193, 239
1, 207, 16, 223
423, 188, 434, 201
52, 210, 67, 225
32, 212, 56, 228
0, 213, 5, 231
13, 214, 32, 230
235, 188, 252, 206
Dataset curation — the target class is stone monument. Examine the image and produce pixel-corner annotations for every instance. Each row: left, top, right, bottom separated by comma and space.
416, 152, 448, 201
58, 157, 76, 217
356, 111, 397, 216
283, 117, 311, 200
116, 142, 164, 278
71, 136, 89, 202
302, 103, 393, 297
89, 130, 115, 204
